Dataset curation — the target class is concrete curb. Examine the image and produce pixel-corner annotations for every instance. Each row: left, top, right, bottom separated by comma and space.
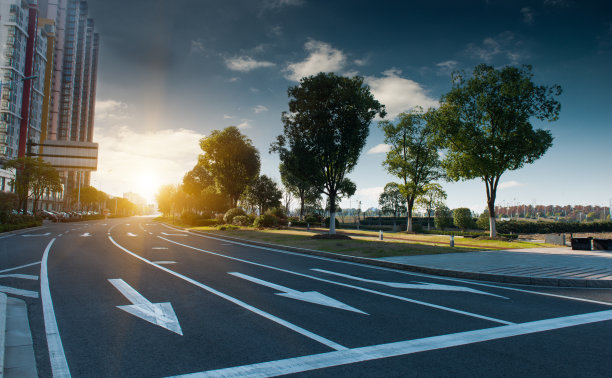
169, 225, 612, 288
0, 293, 7, 378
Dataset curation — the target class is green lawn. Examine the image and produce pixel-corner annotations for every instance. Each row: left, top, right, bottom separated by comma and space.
156, 218, 551, 259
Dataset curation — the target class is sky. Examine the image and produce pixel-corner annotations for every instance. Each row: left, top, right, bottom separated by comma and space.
87, 0, 612, 213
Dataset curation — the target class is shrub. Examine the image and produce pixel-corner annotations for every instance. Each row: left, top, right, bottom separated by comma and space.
453, 208, 475, 231
412, 223, 424, 233
434, 205, 453, 229
324, 217, 340, 229
304, 214, 320, 224
265, 207, 288, 226
253, 213, 278, 228
223, 208, 247, 224
180, 211, 199, 225
192, 218, 219, 227
476, 210, 490, 230
232, 215, 251, 226
217, 224, 239, 231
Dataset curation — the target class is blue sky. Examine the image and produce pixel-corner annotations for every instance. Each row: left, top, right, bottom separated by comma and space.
88, 0, 612, 212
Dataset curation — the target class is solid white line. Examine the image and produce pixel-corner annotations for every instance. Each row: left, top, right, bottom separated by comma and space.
153, 261, 177, 265
174, 309, 612, 377
0, 274, 39, 280
108, 236, 347, 351
162, 224, 612, 306
0, 262, 41, 274
40, 238, 71, 377
0, 285, 39, 298
158, 236, 513, 325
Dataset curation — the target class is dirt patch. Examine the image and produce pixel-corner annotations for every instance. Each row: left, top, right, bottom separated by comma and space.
310, 234, 352, 240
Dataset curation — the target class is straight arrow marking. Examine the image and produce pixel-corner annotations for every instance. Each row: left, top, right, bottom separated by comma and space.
311, 269, 507, 299
229, 272, 367, 315
108, 279, 183, 335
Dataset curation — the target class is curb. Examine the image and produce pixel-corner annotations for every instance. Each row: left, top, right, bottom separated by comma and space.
0, 293, 6, 377
165, 225, 612, 288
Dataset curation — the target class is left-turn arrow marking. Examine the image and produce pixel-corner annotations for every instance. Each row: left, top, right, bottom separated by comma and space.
108, 279, 183, 335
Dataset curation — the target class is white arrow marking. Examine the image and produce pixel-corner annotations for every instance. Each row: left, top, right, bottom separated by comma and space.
80, 232, 91, 237
21, 232, 51, 237
161, 232, 186, 236
0, 285, 39, 298
312, 269, 507, 299
108, 279, 183, 335
229, 272, 367, 314
0, 274, 38, 280
127, 232, 137, 237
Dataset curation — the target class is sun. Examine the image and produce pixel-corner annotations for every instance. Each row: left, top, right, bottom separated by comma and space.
134, 171, 161, 204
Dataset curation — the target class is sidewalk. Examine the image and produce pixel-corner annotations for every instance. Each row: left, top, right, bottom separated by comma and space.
0, 293, 37, 378
379, 247, 612, 288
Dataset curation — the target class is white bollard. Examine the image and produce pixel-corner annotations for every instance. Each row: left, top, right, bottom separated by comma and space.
450, 235, 454, 247
307, 223, 310, 230
379, 230, 383, 240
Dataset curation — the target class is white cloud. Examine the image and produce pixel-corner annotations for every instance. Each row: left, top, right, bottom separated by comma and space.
284, 40, 347, 81
354, 58, 368, 66
253, 105, 268, 114
237, 120, 252, 129
91, 126, 205, 203
367, 144, 391, 155
262, 0, 304, 10
436, 60, 458, 76
223, 114, 234, 119
355, 186, 384, 209
95, 99, 129, 121
364, 69, 438, 119
465, 32, 525, 65
189, 39, 206, 55
521, 7, 534, 24
225, 56, 275, 72
498, 181, 525, 190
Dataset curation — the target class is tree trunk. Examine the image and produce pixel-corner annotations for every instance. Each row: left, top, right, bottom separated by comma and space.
299, 197, 305, 221
488, 202, 497, 237
329, 192, 336, 234
406, 198, 414, 232
486, 178, 498, 237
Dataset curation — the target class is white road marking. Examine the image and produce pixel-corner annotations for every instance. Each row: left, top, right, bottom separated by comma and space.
0, 285, 39, 298
80, 232, 91, 237
176, 309, 612, 378
0, 234, 14, 239
21, 232, 51, 237
161, 232, 187, 236
152, 247, 169, 250
126, 224, 130, 226
102, 224, 107, 226
40, 238, 71, 377
153, 261, 177, 265
108, 278, 183, 335
159, 236, 512, 325
0, 274, 38, 280
108, 236, 347, 351
230, 272, 367, 314
0, 262, 41, 274
127, 232, 137, 237
312, 269, 507, 299
163, 224, 612, 307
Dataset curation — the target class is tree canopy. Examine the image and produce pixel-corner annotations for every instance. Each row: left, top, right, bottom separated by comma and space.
241, 175, 282, 215
4, 156, 62, 213
274, 72, 385, 234
432, 64, 561, 236
380, 107, 442, 232
199, 126, 260, 207
378, 182, 406, 217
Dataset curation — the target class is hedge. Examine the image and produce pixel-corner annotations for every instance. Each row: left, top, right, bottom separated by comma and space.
495, 220, 612, 234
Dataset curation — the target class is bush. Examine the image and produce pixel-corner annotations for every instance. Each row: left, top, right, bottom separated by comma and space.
265, 208, 288, 226
453, 208, 475, 231
192, 218, 219, 227
232, 215, 251, 226
434, 205, 453, 230
253, 213, 278, 228
412, 223, 424, 233
495, 220, 612, 234
180, 211, 199, 225
324, 217, 340, 229
304, 214, 321, 224
477, 210, 490, 230
223, 208, 247, 224
217, 224, 239, 231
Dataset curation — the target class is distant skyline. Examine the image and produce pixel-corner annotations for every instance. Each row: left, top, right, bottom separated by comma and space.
87, 0, 612, 212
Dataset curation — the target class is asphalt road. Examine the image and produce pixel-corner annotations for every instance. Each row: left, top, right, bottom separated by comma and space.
1, 217, 611, 377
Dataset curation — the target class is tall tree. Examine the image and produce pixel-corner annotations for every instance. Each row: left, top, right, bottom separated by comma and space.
4, 157, 62, 213
432, 64, 561, 236
274, 73, 385, 234
416, 183, 447, 230
380, 107, 442, 232
277, 162, 321, 221
156, 184, 177, 217
378, 182, 406, 217
199, 126, 260, 207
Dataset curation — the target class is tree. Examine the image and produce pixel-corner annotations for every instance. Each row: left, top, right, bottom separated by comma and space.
477, 209, 490, 230
434, 205, 453, 230
241, 175, 282, 215
277, 162, 321, 220
378, 182, 406, 217
156, 184, 177, 217
274, 73, 385, 234
380, 107, 442, 232
199, 126, 260, 207
4, 157, 62, 213
432, 64, 561, 236
416, 183, 447, 230
453, 208, 475, 231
